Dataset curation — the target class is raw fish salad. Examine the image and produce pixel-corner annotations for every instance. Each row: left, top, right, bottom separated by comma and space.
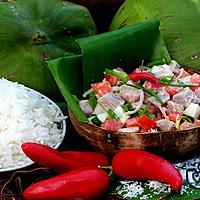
79, 60, 200, 133
0, 78, 66, 170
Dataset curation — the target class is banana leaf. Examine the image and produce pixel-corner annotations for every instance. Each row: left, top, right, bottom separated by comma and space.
110, 157, 200, 200
110, 0, 200, 70
48, 18, 170, 122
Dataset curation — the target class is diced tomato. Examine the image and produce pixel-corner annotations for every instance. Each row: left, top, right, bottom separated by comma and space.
91, 81, 112, 96
105, 74, 118, 86
190, 73, 200, 83
168, 111, 182, 122
125, 117, 139, 127
194, 119, 200, 127
190, 73, 200, 91
138, 114, 157, 132
101, 119, 123, 131
165, 86, 182, 96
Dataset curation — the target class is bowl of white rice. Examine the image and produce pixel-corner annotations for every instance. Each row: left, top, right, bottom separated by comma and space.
0, 78, 66, 172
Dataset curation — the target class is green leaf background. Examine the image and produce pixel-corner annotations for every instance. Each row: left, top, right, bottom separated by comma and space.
110, 0, 200, 70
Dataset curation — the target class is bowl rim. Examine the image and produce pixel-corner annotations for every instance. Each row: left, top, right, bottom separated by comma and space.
69, 108, 200, 136
0, 86, 66, 173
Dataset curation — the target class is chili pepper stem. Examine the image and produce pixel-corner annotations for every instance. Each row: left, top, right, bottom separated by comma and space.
98, 165, 113, 176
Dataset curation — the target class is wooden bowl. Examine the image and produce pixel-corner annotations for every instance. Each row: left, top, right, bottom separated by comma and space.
69, 108, 200, 160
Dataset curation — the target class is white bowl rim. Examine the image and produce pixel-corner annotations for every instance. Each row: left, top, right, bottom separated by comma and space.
0, 86, 66, 173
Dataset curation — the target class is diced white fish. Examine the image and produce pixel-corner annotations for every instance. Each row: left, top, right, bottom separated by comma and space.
119, 84, 140, 103
178, 76, 191, 84
167, 101, 184, 112
183, 103, 200, 119
98, 92, 125, 111
114, 106, 125, 118
79, 100, 93, 116
93, 103, 105, 115
195, 88, 200, 98
172, 88, 200, 107
179, 122, 195, 130
112, 86, 120, 92
151, 64, 174, 78
148, 90, 170, 107
169, 60, 181, 73
156, 119, 174, 131
97, 112, 109, 123
119, 127, 139, 133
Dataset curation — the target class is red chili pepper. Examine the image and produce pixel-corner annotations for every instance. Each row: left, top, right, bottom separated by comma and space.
112, 149, 183, 191
21, 142, 109, 173
61, 151, 109, 168
129, 72, 158, 86
23, 167, 109, 200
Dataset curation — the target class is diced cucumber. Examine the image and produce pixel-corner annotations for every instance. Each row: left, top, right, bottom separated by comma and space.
183, 103, 200, 119
97, 112, 109, 123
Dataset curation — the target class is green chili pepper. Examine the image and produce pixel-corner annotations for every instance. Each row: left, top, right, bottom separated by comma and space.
175, 115, 193, 129
107, 109, 120, 121
105, 69, 129, 82
159, 80, 193, 88
125, 83, 163, 105
147, 58, 167, 68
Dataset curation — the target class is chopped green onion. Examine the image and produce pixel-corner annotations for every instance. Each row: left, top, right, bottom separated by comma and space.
125, 83, 163, 105
175, 115, 193, 129
107, 109, 120, 121
88, 94, 97, 110
137, 103, 155, 119
159, 76, 173, 84
105, 69, 129, 82
122, 103, 133, 112
144, 112, 155, 119
159, 80, 193, 88
91, 116, 102, 126
141, 59, 145, 66
147, 58, 167, 68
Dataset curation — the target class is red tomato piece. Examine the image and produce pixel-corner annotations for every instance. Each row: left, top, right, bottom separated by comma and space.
105, 74, 118, 86
125, 117, 139, 127
165, 86, 182, 96
190, 73, 200, 83
168, 111, 182, 122
190, 73, 200, 91
138, 114, 157, 132
91, 81, 112, 96
101, 119, 123, 131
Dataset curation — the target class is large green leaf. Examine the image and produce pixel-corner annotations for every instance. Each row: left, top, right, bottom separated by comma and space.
78, 18, 170, 90
48, 19, 170, 122
0, 0, 96, 100
110, 0, 200, 70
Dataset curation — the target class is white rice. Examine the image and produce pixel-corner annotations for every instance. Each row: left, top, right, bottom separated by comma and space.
0, 78, 66, 170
